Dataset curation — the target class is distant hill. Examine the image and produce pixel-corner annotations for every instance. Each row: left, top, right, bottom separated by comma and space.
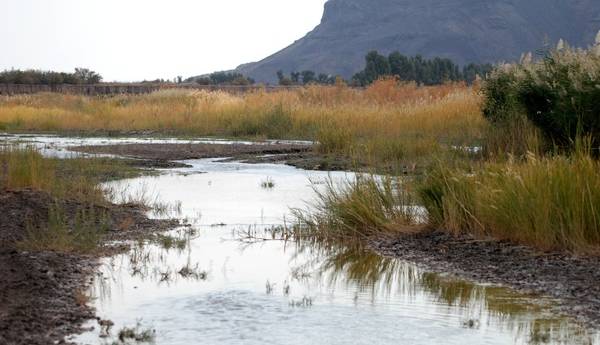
235, 0, 600, 84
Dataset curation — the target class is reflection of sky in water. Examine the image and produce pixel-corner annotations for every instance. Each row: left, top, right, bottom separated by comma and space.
0, 133, 312, 159
4, 135, 597, 345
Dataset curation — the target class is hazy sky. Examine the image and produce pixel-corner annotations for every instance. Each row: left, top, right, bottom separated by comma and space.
1, 0, 328, 81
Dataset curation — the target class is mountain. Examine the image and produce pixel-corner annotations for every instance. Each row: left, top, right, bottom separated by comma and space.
236, 0, 600, 83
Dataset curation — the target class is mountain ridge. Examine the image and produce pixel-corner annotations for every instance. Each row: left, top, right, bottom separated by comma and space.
235, 0, 600, 84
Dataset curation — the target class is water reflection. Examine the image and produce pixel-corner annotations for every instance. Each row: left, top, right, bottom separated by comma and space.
79, 224, 598, 345
297, 240, 596, 345
9, 133, 588, 345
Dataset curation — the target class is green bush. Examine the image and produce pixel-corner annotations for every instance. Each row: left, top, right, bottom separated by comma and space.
482, 45, 600, 152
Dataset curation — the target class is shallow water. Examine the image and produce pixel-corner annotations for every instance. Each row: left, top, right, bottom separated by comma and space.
4, 135, 599, 345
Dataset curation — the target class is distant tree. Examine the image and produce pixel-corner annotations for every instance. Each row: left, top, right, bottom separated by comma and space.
192, 71, 254, 86
0, 68, 102, 85
353, 51, 492, 86
73, 68, 102, 84
301, 70, 316, 84
290, 72, 301, 84
276, 70, 293, 86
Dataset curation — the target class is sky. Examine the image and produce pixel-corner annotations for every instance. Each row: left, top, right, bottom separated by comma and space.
0, 0, 328, 81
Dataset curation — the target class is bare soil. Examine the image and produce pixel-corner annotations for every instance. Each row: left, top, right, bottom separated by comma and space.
372, 230, 600, 329
69, 143, 364, 171
0, 189, 178, 345
69, 143, 311, 161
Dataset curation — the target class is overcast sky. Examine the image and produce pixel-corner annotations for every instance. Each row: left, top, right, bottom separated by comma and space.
1, 0, 328, 81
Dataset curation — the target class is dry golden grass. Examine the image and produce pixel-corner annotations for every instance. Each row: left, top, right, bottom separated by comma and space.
0, 80, 484, 167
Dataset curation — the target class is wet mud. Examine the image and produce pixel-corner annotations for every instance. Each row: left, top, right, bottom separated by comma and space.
0, 189, 178, 345
372, 229, 600, 329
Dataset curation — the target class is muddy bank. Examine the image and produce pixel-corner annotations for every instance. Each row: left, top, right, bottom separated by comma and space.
0, 189, 178, 345
372, 230, 600, 328
68, 143, 363, 171
70, 142, 311, 160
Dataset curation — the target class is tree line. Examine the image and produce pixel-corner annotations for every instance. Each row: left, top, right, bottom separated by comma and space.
189, 72, 255, 86
276, 70, 337, 86
352, 51, 493, 86
0, 68, 102, 85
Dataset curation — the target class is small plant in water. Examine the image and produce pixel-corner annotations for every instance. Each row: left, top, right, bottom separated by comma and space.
177, 262, 208, 280
289, 296, 313, 308
265, 280, 276, 294
117, 322, 156, 343
260, 177, 275, 189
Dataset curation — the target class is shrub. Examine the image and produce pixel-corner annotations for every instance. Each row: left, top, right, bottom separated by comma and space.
483, 43, 600, 152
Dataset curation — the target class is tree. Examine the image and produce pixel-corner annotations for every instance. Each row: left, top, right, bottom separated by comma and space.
301, 70, 316, 84
290, 72, 301, 84
276, 70, 293, 86
73, 68, 102, 84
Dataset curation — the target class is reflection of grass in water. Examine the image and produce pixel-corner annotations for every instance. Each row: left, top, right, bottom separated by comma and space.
154, 233, 187, 250
236, 226, 594, 344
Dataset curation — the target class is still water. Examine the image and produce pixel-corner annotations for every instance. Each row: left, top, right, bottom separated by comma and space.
4, 134, 598, 345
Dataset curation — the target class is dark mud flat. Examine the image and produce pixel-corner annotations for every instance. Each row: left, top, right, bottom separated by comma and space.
70, 142, 373, 172
372, 230, 600, 328
0, 189, 178, 345
227, 152, 360, 171
70, 143, 312, 162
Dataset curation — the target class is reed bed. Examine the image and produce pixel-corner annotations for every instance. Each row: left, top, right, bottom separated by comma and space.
0, 80, 484, 166
419, 149, 600, 252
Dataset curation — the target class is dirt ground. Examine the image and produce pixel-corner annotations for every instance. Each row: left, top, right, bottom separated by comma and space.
372, 230, 600, 329
0, 189, 178, 345
69, 143, 364, 171
69, 142, 312, 161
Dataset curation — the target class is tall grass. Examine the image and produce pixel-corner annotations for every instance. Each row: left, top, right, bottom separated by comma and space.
0, 146, 107, 203
294, 175, 422, 239
0, 146, 146, 253
419, 148, 600, 252
0, 80, 484, 167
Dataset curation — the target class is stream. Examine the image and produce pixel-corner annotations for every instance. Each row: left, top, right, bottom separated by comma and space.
3, 134, 599, 345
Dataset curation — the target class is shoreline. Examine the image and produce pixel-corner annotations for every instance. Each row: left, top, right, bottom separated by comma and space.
0, 189, 179, 345
371, 229, 600, 329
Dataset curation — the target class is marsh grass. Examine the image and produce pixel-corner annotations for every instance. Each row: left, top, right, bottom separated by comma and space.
419, 148, 600, 252
117, 323, 156, 343
294, 175, 423, 240
0, 81, 483, 167
0, 146, 156, 253
0, 146, 143, 203
19, 202, 111, 253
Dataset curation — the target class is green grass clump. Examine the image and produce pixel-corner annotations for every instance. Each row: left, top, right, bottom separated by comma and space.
0, 146, 152, 253
20, 203, 111, 253
419, 150, 600, 252
295, 175, 421, 239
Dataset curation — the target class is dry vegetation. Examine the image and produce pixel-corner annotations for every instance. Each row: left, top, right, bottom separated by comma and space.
2, 61, 599, 252
0, 147, 147, 253
0, 79, 483, 167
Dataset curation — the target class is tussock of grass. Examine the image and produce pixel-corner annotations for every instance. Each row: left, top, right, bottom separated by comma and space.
20, 203, 111, 253
294, 175, 422, 239
419, 150, 600, 252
